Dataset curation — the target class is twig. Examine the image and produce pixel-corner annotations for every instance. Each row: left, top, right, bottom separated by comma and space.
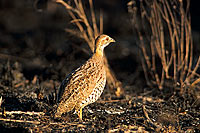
0, 118, 41, 125
189, 78, 200, 90
89, 0, 98, 37
0, 111, 45, 116
0, 96, 2, 108
0, 118, 85, 127
187, 57, 200, 82
100, 10, 103, 34
49, 121, 86, 127
142, 105, 161, 130
97, 99, 128, 104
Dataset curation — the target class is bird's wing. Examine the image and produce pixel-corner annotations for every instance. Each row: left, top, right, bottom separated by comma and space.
56, 57, 98, 111
56, 68, 79, 103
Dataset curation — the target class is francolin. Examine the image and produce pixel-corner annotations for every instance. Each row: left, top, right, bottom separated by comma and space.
55, 34, 115, 120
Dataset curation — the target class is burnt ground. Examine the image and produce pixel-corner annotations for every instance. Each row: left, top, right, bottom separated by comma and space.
0, 0, 200, 132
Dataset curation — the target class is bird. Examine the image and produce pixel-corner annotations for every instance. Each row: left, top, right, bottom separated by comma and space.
54, 34, 115, 120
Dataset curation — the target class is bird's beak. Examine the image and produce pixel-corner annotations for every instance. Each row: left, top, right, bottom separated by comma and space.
110, 38, 116, 43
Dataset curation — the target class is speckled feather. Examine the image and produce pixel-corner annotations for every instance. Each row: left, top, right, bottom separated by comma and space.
54, 34, 115, 119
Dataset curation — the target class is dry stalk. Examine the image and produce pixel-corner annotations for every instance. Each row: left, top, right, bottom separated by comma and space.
0, 111, 45, 116
0, 96, 2, 108
0, 118, 41, 125
128, 0, 200, 91
0, 118, 86, 127
142, 105, 162, 130
55, 0, 123, 95
189, 78, 200, 90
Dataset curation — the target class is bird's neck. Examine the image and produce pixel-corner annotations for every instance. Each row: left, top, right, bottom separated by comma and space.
93, 49, 104, 61
94, 47, 104, 57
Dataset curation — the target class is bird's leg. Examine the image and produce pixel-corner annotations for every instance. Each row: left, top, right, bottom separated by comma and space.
78, 107, 83, 121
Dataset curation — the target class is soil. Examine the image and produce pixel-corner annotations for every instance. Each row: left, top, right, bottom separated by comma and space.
0, 0, 200, 132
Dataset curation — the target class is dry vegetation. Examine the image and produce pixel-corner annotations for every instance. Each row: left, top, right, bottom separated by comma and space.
0, 0, 199, 132
128, 0, 200, 92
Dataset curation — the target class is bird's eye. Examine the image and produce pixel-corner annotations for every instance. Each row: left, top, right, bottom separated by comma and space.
106, 37, 109, 41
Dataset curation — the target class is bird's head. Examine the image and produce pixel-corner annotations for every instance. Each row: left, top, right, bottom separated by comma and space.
94, 34, 115, 56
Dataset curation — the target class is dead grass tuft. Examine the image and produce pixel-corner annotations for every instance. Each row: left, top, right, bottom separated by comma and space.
128, 0, 200, 94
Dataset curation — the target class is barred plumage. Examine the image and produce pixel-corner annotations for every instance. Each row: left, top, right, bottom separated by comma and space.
54, 34, 115, 120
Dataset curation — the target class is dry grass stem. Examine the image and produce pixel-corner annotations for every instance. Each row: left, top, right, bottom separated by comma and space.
0, 118, 41, 125
0, 111, 45, 116
142, 105, 161, 130
0, 96, 2, 108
